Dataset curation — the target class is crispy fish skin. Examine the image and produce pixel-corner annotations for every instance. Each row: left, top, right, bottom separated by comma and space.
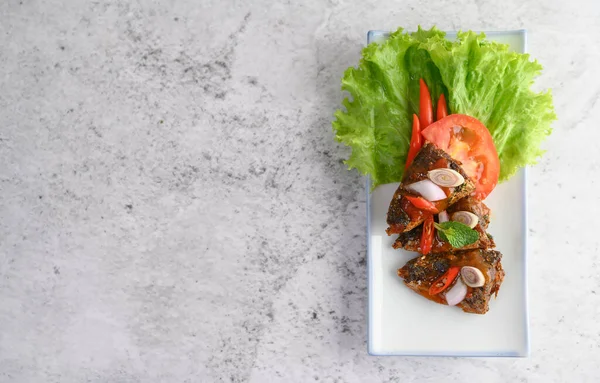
397, 249, 505, 314
393, 197, 495, 253
386, 143, 475, 235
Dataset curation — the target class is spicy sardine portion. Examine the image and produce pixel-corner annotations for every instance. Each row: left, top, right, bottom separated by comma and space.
393, 197, 495, 253
386, 143, 475, 235
397, 249, 504, 314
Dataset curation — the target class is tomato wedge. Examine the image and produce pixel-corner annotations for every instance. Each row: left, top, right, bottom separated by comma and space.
429, 266, 460, 295
420, 215, 434, 255
421, 114, 500, 200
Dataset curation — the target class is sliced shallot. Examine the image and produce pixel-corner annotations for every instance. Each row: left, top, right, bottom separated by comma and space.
405, 179, 446, 202
438, 210, 449, 223
427, 168, 465, 187
451, 211, 479, 228
444, 277, 468, 306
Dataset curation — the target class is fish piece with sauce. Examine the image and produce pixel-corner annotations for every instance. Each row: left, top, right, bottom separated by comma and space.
386, 143, 475, 235
397, 249, 504, 314
392, 196, 495, 253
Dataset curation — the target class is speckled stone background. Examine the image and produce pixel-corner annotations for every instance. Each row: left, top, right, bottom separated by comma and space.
1, 0, 599, 382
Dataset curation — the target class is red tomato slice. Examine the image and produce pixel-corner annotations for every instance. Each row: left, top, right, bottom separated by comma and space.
421, 114, 500, 200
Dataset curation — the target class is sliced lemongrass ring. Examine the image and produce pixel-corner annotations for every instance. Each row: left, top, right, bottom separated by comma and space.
427, 168, 465, 187
451, 211, 479, 228
460, 266, 485, 288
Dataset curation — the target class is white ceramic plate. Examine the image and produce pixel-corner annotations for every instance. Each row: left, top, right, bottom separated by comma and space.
367, 30, 529, 357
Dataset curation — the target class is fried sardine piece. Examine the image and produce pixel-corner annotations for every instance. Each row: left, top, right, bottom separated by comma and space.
386, 143, 475, 235
393, 197, 495, 253
397, 249, 505, 314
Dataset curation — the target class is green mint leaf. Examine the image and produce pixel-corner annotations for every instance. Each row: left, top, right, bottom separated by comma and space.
436, 227, 450, 242
434, 221, 480, 248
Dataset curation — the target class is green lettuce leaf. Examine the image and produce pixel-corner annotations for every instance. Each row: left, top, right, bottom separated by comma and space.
332, 27, 556, 188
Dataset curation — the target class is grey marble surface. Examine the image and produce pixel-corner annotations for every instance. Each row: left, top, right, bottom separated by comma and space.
1, 0, 599, 382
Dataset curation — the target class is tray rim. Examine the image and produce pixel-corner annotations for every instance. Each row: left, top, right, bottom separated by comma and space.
365, 29, 530, 357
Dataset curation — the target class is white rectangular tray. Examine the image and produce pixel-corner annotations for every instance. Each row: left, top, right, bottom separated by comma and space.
367, 30, 529, 357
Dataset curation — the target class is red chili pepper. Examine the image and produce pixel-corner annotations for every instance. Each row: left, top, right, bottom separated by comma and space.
404, 114, 422, 169
437, 93, 448, 121
419, 79, 433, 129
405, 196, 438, 214
420, 215, 435, 255
429, 266, 460, 295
